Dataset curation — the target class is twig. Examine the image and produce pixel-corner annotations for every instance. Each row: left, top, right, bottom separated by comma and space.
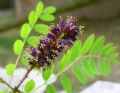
14, 65, 34, 93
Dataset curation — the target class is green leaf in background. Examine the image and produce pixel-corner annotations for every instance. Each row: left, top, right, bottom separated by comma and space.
88, 59, 99, 75
34, 24, 49, 34
20, 58, 29, 66
109, 47, 117, 58
46, 84, 56, 93
104, 46, 117, 57
40, 14, 55, 21
90, 36, 105, 54
28, 11, 37, 26
24, 79, 35, 92
81, 59, 94, 79
20, 23, 30, 39
69, 40, 81, 62
27, 36, 39, 47
99, 60, 111, 76
43, 6, 56, 14
42, 64, 54, 80
60, 74, 72, 93
6, 64, 15, 75
100, 43, 113, 56
36, 2, 44, 16
13, 39, 23, 55
72, 65, 87, 85
80, 34, 95, 55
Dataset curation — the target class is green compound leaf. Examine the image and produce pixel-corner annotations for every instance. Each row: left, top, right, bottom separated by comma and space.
99, 60, 111, 76
34, 24, 49, 34
80, 34, 95, 55
43, 6, 56, 14
13, 39, 23, 55
36, 2, 44, 16
90, 36, 105, 54
46, 84, 56, 93
20, 23, 31, 39
60, 74, 72, 93
72, 65, 87, 85
6, 64, 16, 76
40, 14, 55, 21
27, 36, 39, 47
42, 64, 54, 81
24, 79, 35, 93
28, 11, 37, 26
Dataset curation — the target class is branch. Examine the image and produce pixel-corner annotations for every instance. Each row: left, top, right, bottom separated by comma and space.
14, 65, 34, 93
0, 77, 14, 90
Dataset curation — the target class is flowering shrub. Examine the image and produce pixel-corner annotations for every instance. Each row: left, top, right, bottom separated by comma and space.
0, 2, 119, 93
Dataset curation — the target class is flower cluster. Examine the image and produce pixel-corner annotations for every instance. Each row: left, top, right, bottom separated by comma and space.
25, 17, 83, 69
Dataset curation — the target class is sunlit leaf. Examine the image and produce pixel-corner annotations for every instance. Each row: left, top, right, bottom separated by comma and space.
36, 2, 44, 16
24, 79, 35, 92
90, 36, 105, 54
34, 24, 49, 34
43, 6, 56, 14
13, 40, 23, 55
58, 52, 70, 72
0, 89, 6, 93
80, 34, 95, 55
60, 74, 72, 93
72, 65, 87, 85
42, 64, 54, 80
27, 36, 39, 47
40, 14, 55, 21
20, 58, 29, 66
46, 84, 56, 93
28, 11, 37, 25
20, 23, 31, 39
6, 64, 15, 76
69, 40, 81, 62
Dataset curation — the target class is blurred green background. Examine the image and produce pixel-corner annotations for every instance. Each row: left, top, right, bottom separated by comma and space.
0, 0, 120, 90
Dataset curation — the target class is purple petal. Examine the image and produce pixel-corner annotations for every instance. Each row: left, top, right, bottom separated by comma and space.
66, 18, 75, 26
44, 39, 49, 46
59, 19, 65, 29
51, 28, 60, 35
30, 48, 37, 56
47, 33, 55, 39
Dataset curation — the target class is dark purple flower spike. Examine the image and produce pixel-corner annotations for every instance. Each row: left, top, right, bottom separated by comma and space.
25, 17, 84, 69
